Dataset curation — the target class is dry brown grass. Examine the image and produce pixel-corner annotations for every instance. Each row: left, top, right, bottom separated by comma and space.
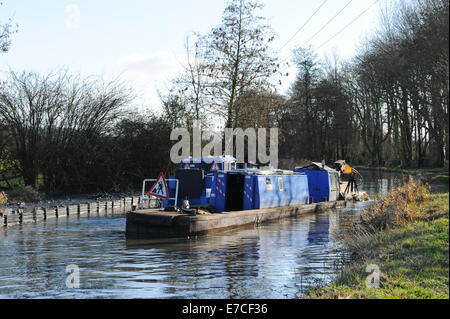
0, 191, 7, 205
339, 178, 435, 258
5, 186, 43, 203
359, 177, 430, 231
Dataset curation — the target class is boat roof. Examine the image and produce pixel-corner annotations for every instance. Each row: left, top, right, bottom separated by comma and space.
181, 156, 237, 163
228, 168, 303, 176
295, 161, 337, 172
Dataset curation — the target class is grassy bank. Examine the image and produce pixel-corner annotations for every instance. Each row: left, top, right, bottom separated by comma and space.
308, 179, 449, 299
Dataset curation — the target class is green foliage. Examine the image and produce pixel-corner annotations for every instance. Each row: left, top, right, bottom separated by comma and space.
0, 176, 24, 189
0, 149, 20, 173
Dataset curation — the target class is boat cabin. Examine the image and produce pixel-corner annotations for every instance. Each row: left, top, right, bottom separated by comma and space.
294, 162, 340, 202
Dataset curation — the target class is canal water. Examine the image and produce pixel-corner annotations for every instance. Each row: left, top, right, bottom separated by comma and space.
0, 171, 406, 299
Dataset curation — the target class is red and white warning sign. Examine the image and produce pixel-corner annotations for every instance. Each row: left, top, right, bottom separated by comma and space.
147, 172, 169, 199
210, 161, 220, 171
184, 163, 190, 169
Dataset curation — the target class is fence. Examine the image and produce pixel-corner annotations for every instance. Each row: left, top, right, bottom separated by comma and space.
0, 195, 154, 229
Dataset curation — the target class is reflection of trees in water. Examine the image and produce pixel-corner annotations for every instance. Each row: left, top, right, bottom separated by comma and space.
122, 214, 355, 298
1, 226, 84, 294
157, 213, 356, 298
123, 238, 206, 296
222, 238, 260, 298
360, 171, 408, 197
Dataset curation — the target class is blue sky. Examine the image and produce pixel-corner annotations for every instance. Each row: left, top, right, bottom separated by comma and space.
0, 0, 384, 111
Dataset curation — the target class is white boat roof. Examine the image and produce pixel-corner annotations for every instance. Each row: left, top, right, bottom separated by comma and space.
296, 161, 336, 172
181, 156, 237, 163
228, 168, 302, 176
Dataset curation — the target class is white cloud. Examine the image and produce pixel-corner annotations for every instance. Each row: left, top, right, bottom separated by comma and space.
117, 52, 188, 110
118, 52, 186, 77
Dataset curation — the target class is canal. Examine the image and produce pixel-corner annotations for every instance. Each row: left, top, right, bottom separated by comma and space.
0, 171, 406, 298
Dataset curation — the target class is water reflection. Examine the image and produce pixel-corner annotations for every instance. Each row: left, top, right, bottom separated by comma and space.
359, 170, 406, 197
0, 171, 403, 298
307, 214, 329, 245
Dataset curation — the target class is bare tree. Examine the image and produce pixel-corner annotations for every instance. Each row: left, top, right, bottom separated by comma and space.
202, 0, 280, 129
0, 69, 132, 188
160, 34, 211, 130
179, 34, 210, 125
0, 1, 18, 52
279, 0, 448, 168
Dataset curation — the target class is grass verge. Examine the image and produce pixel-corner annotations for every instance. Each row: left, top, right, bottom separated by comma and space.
307, 180, 449, 299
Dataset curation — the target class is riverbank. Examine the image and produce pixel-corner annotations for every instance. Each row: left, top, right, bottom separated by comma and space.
307, 179, 449, 299
0, 187, 141, 210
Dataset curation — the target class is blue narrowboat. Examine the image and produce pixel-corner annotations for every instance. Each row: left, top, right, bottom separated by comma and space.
158, 156, 345, 213
211, 170, 310, 213
163, 156, 312, 213
294, 162, 340, 203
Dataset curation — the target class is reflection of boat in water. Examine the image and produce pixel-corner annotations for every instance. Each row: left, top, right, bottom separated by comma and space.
126, 227, 261, 278
124, 210, 354, 297
307, 213, 330, 245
